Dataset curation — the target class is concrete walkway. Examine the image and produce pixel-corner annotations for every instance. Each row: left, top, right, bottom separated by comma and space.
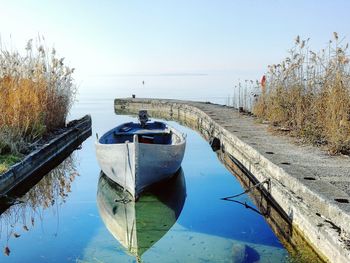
115, 98, 350, 263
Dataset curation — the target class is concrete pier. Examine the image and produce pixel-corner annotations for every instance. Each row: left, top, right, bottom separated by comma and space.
0, 115, 92, 195
115, 98, 350, 263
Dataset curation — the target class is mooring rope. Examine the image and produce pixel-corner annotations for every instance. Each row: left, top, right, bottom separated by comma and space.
223, 199, 262, 215
221, 179, 270, 200
126, 141, 133, 181
114, 197, 131, 204
123, 141, 128, 195
114, 141, 132, 204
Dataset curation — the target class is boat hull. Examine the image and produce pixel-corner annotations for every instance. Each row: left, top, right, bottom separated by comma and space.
95, 142, 137, 197
135, 141, 185, 194
95, 129, 185, 199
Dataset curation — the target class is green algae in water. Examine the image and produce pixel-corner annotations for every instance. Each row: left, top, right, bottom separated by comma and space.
96, 169, 186, 259
92, 170, 290, 263
0, 109, 326, 263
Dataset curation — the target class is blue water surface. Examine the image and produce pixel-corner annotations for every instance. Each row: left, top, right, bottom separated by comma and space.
0, 77, 292, 262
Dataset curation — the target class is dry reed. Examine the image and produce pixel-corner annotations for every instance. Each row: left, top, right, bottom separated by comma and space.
0, 38, 76, 156
253, 33, 350, 154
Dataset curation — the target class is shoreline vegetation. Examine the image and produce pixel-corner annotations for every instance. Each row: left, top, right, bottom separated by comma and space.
0, 38, 76, 173
1, 33, 349, 175
253, 33, 350, 154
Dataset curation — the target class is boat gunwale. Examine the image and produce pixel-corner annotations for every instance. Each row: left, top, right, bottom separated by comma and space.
97, 122, 186, 147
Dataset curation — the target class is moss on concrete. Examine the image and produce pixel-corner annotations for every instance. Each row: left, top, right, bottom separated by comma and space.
0, 154, 21, 174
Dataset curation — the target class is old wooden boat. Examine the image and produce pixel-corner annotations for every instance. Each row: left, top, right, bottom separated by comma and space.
95, 110, 186, 199
97, 169, 186, 259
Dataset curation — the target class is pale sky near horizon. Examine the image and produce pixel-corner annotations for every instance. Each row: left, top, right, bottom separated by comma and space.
1, 0, 350, 82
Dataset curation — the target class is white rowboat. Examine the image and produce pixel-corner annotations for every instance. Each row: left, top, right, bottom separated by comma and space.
95, 111, 186, 199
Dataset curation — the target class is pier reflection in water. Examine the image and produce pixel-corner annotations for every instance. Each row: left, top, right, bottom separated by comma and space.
0, 96, 324, 262
0, 156, 77, 256
111, 111, 325, 262
81, 118, 289, 263
97, 169, 186, 261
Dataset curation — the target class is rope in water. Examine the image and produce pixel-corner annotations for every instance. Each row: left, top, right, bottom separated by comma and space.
114, 141, 132, 204
221, 179, 270, 200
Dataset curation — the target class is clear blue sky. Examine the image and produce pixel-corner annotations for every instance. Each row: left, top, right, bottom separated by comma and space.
1, 0, 350, 80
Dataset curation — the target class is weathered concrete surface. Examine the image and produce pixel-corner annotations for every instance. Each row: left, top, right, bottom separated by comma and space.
115, 98, 350, 263
0, 115, 92, 195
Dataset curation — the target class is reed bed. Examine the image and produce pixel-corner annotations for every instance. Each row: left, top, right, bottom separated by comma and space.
0, 38, 76, 159
230, 80, 260, 112
253, 33, 350, 154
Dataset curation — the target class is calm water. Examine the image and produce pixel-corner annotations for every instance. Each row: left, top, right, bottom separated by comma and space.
0, 76, 294, 262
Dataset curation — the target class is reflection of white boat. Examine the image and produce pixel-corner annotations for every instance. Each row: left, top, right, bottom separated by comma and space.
96, 169, 186, 259
95, 110, 186, 199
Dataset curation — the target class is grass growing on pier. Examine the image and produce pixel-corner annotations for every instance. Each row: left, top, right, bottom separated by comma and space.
0, 154, 22, 174
253, 33, 350, 154
0, 38, 76, 171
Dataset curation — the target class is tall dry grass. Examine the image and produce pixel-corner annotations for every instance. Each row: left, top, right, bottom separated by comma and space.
0, 38, 76, 155
253, 33, 350, 154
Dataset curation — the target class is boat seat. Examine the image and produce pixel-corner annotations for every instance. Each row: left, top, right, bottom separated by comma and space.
112, 131, 172, 144
139, 135, 154, 144
113, 130, 169, 136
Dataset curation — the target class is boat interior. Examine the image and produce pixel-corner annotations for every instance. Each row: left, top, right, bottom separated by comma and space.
99, 121, 178, 145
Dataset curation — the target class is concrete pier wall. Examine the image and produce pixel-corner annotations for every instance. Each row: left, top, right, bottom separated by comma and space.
115, 98, 350, 263
0, 115, 92, 195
